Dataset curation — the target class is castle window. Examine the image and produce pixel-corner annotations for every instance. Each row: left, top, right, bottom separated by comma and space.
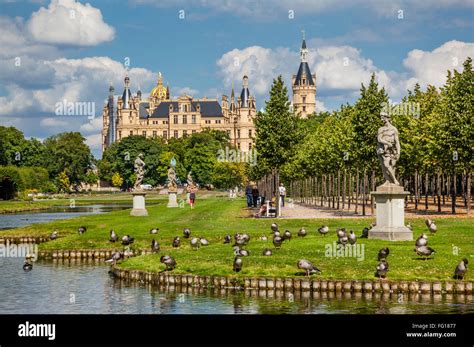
205, 120, 211, 124
163, 130, 168, 138
173, 115, 178, 124
130, 130, 133, 136
215, 119, 221, 124
183, 105, 187, 112
192, 115, 196, 124
302, 106, 306, 112
153, 131, 157, 138
183, 115, 187, 124
249, 142, 252, 149
163, 120, 168, 124
249, 129, 252, 138
237, 129, 241, 138
302, 96, 306, 104
226, 130, 231, 137
302, 78, 306, 85
142, 131, 146, 137
237, 143, 241, 150
174, 130, 179, 138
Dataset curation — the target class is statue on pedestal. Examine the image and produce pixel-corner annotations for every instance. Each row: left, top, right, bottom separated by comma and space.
376, 112, 400, 186
133, 153, 146, 190
167, 166, 178, 193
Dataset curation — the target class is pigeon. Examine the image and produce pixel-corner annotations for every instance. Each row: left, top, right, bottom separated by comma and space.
273, 235, 283, 249
233, 246, 249, 257
359, 227, 369, 239
123, 247, 134, 258
149, 228, 159, 234
318, 225, 329, 236
414, 246, 436, 259
183, 228, 191, 238
348, 230, 357, 245
109, 230, 118, 242
233, 257, 243, 272
282, 230, 292, 241
172, 236, 181, 248
297, 259, 321, 277
49, 231, 58, 240
453, 258, 468, 280
78, 226, 87, 234
378, 247, 390, 261
260, 235, 268, 241
200, 238, 209, 246
234, 233, 248, 247
415, 233, 428, 247
190, 237, 200, 250
160, 255, 176, 271
298, 228, 307, 237
338, 234, 348, 247
375, 259, 389, 278
223, 234, 232, 244
425, 219, 437, 234
151, 239, 160, 253
23, 260, 33, 271
262, 248, 273, 256
121, 235, 134, 246
105, 251, 123, 264
270, 223, 278, 233
273, 231, 281, 237
336, 228, 347, 238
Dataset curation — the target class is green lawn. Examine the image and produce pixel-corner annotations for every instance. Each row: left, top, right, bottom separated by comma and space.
2, 197, 473, 281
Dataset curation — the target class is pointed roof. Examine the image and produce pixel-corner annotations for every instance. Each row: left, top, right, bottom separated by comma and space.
294, 62, 314, 86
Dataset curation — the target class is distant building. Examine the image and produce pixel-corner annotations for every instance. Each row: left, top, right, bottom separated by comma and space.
102, 73, 256, 154
292, 34, 316, 118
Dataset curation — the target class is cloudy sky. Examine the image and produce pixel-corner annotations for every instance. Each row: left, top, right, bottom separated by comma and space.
0, 0, 473, 158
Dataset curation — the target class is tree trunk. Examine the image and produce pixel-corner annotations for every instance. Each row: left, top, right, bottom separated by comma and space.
371, 170, 375, 216
467, 172, 471, 215
355, 170, 359, 214
437, 171, 441, 213
452, 172, 456, 214
425, 172, 429, 210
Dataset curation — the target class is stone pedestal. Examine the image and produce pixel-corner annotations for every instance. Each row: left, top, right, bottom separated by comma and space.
130, 192, 148, 216
369, 183, 412, 241
167, 191, 178, 208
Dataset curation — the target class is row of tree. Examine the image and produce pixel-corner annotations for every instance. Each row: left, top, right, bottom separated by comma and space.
252, 58, 473, 186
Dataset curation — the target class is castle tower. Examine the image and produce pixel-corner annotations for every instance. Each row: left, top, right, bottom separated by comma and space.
122, 76, 132, 109
108, 84, 115, 146
292, 31, 316, 118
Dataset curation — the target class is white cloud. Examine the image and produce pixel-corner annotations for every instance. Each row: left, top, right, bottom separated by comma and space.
171, 86, 199, 97
40, 117, 69, 127
27, 0, 115, 46
403, 40, 474, 87
79, 117, 102, 133
85, 133, 102, 150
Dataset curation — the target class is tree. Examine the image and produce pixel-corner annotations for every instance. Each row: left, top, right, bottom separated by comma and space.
0, 126, 27, 166
111, 172, 124, 189
57, 170, 70, 193
350, 73, 389, 170
83, 171, 99, 190
212, 162, 247, 189
44, 132, 92, 186
254, 75, 302, 178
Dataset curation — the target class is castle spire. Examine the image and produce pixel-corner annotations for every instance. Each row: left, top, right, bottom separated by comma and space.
122, 75, 132, 109
301, 30, 308, 63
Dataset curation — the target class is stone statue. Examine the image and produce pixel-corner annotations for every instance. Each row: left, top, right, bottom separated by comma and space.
133, 153, 146, 190
376, 112, 400, 186
167, 166, 178, 193
187, 171, 194, 186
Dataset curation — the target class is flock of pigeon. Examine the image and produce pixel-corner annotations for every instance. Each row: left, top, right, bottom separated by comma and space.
22, 218, 469, 281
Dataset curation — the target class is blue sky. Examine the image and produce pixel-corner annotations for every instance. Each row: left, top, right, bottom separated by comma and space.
0, 0, 473, 157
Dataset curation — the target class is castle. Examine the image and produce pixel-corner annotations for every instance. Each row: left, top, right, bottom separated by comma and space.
101, 37, 316, 153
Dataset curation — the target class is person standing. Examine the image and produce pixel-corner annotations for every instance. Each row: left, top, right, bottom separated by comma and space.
252, 185, 259, 208
245, 183, 253, 208
278, 183, 286, 207
189, 188, 196, 209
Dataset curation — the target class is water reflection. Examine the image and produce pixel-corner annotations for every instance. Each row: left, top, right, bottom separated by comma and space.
0, 204, 131, 230
0, 258, 472, 314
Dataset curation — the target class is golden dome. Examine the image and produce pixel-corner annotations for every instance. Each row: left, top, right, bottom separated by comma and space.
150, 72, 167, 99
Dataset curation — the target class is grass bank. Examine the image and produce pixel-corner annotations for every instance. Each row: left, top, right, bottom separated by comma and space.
2, 197, 473, 281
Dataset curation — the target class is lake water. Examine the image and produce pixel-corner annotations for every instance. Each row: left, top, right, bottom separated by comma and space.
0, 205, 130, 230
0, 258, 472, 314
